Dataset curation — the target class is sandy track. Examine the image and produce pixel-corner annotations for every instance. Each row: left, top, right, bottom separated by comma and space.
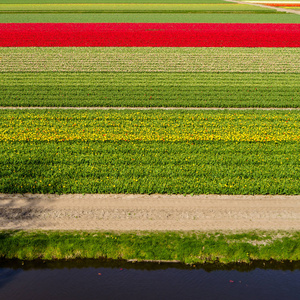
0, 194, 299, 231
225, 0, 300, 15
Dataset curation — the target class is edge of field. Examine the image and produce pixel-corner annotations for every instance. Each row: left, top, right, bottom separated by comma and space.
1, 229, 300, 264
1, 193, 300, 263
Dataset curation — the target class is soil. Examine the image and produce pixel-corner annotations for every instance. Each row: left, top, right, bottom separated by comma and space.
0, 193, 299, 231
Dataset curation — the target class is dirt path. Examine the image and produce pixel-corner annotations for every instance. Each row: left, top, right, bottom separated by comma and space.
225, 0, 300, 15
1, 194, 299, 231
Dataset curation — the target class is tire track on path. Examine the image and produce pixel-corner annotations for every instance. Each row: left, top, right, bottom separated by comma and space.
1, 194, 299, 231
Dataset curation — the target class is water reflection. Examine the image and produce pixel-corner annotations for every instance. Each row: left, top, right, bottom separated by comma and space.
0, 259, 299, 300
1, 258, 300, 272
0, 268, 22, 290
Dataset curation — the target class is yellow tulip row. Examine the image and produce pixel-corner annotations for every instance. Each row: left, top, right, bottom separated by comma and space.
1, 110, 299, 143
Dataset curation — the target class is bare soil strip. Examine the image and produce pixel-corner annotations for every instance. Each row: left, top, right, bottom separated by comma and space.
1, 194, 299, 231
1, 107, 300, 111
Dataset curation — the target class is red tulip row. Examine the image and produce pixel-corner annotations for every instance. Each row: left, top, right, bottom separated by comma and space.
264, 3, 300, 6
1, 23, 299, 47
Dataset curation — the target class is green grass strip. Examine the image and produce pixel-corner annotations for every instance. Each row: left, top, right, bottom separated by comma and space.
2, 47, 299, 74
2, 12, 298, 23
1, 110, 300, 195
1, 230, 299, 263
1, 73, 299, 108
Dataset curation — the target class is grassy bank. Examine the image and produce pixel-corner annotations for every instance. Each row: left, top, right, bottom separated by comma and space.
0, 230, 299, 264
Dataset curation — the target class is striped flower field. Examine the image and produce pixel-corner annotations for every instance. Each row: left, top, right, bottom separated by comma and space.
1, 0, 300, 195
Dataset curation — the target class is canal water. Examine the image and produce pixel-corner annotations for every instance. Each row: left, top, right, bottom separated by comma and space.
0, 259, 299, 299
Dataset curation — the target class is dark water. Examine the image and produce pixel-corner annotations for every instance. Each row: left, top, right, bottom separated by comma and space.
0, 260, 300, 300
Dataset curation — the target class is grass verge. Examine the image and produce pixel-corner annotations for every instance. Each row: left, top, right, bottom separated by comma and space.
0, 230, 299, 264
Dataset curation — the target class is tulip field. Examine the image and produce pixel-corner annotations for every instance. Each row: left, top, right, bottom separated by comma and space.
1, 23, 300, 47
1, 0, 300, 23
1, 109, 300, 194
1, 47, 299, 73
0, 3, 272, 12
1, 0, 300, 195
1, 72, 299, 108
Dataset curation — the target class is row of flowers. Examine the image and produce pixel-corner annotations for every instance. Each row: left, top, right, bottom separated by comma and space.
1, 23, 299, 47
1, 110, 299, 143
1, 47, 299, 73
